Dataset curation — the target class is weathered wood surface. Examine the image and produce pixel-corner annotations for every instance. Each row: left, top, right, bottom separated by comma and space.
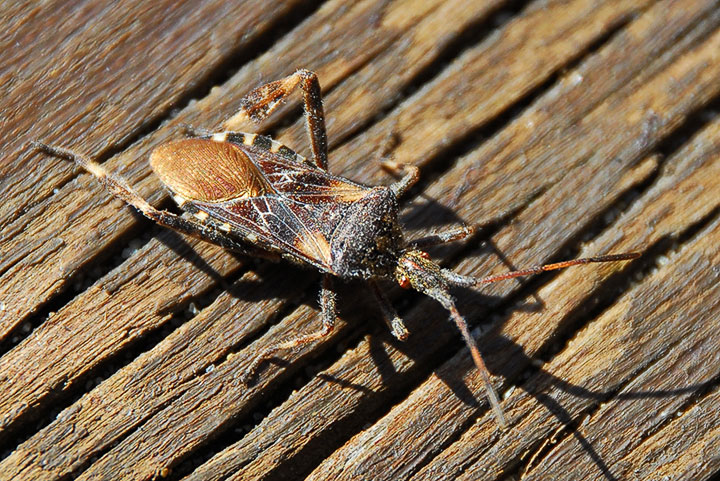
1, 0, 718, 480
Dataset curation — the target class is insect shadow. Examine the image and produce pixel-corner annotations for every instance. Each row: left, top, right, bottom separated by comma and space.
142, 222, 710, 481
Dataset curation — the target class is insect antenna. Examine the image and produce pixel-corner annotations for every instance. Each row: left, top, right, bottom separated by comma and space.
439, 251, 640, 428
474, 253, 641, 284
441, 253, 640, 288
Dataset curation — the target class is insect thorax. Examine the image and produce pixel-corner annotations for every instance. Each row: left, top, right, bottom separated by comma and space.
329, 187, 404, 280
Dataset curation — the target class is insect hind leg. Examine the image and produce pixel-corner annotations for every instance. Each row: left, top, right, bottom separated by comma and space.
30, 142, 270, 257
224, 69, 328, 171
243, 274, 337, 384
178, 123, 214, 138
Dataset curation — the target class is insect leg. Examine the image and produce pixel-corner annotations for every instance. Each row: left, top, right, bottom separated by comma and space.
244, 274, 336, 384
31, 142, 275, 258
178, 123, 214, 137
409, 224, 476, 249
224, 69, 328, 170
369, 280, 409, 341
381, 159, 420, 198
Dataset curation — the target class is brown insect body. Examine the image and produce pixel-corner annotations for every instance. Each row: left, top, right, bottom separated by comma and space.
151, 134, 405, 280
33, 69, 639, 429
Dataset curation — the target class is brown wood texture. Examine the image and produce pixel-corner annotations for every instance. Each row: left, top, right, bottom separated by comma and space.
1, 0, 718, 480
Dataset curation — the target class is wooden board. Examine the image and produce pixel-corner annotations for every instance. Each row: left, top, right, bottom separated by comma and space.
1, 0, 719, 480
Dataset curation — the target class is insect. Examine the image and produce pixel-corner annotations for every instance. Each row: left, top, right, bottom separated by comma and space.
33, 69, 638, 428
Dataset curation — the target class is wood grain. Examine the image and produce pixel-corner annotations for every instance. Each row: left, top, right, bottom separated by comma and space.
0, 0, 307, 226
304, 28, 720, 480
409, 118, 720, 481
1, 0, 718, 480
0, 0, 309, 338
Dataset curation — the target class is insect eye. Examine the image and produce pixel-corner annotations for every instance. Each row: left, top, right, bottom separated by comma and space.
398, 275, 411, 289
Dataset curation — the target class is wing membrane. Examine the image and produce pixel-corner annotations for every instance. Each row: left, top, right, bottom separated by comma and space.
180, 139, 374, 270
197, 196, 336, 270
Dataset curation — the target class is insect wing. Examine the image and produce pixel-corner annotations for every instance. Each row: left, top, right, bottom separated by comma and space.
186, 140, 373, 271
150, 138, 273, 203
196, 196, 335, 269
252, 148, 369, 205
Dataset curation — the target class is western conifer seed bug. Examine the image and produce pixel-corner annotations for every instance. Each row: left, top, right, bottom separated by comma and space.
32, 69, 639, 428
